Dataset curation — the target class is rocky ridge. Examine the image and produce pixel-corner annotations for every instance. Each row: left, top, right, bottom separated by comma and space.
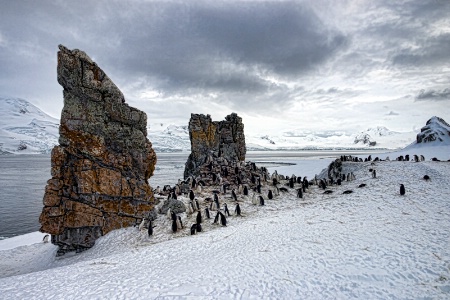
416, 116, 450, 144
39, 45, 157, 255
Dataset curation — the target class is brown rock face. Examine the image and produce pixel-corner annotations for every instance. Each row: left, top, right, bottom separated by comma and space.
184, 113, 246, 178
39, 45, 157, 254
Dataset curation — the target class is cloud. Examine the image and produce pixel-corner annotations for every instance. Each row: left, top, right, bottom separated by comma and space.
386, 111, 399, 116
415, 88, 450, 101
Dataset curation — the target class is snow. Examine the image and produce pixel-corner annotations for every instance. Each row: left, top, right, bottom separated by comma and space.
0, 97, 59, 154
1, 145, 449, 299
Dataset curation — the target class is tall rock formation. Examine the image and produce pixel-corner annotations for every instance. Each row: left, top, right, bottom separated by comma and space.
39, 45, 157, 255
184, 113, 246, 178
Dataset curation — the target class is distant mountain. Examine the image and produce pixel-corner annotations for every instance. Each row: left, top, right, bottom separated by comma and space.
147, 123, 191, 152
0, 97, 59, 154
0, 97, 424, 154
416, 116, 450, 144
247, 127, 416, 150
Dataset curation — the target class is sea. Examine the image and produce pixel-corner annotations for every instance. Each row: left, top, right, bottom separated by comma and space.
0, 150, 379, 239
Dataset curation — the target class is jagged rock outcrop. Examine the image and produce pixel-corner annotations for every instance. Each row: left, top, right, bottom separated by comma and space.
39, 45, 157, 255
416, 116, 450, 144
354, 133, 376, 146
184, 113, 246, 178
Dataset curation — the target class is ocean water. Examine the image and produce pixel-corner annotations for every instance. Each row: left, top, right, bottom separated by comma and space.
0, 150, 375, 239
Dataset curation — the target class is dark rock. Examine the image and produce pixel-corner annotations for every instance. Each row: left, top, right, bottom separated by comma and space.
159, 198, 187, 215
184, 113, 246, 178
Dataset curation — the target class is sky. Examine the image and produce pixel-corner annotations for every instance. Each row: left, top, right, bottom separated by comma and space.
1, 0, 449, 136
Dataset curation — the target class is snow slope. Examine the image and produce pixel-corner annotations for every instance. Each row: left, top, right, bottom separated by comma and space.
0, 97, 59, 154
1, 147, 449, 299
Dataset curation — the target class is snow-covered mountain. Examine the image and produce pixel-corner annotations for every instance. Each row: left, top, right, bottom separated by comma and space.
246, 127, 416, 150
416, 116, 450, 144
0, 97, 432, 154
0, 97, 59, 154
147, 123, 191, 152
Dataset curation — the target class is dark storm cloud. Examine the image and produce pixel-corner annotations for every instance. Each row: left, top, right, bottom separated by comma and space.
384, 0, 450, 67
0, 0, 347, 112
415, 88, 450, 101
105, 1, 347, 98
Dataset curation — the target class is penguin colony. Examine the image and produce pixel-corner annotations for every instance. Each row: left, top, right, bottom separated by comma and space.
134, 152, 434, 237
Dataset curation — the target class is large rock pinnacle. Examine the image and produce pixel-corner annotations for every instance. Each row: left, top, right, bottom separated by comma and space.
184, 113, 246, 178
39, 45, 157, 254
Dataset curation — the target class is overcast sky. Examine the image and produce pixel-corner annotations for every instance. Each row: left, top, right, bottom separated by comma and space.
1, 0, 449, 136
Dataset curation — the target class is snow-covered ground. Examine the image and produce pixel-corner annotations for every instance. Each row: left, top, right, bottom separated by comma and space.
1, 145, 449, 299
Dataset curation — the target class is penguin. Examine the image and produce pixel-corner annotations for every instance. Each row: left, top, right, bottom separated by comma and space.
238, 184, 243, 194
251, 193, 258, 205
167, 208, 172, 220
337, 178, 342, 185
192, 178, 197, 188
289, 178, 294, 189
172, 192, 177, 200
190, 201, 196, 212
189, 190, 195, 201
214, 197, 220, 211
187, 202, 194, 215
423, 175, 430, 181
43, 234, 50, 243
235, 202, 241, 216
342, 190, 353, 194
323, 190, 333, 194
212, 173, 217, 182
231, 189, 238, 201
297, 188, 303, 198
256, 184, 262, 194
219, 211, 227, 226
279, 187, 288, 193
243, 185, 249, 196
259, 195, 265, 206
236, 176, 242, 185
196, 211, 202, 224
155, 186, 161, 194
172, 219, 178, 233
190, 223, 197, 235
358, 183, 366, 188
400, 184, 405, 196
138, 218, 146, 231
272, 178, 278, 186
372, 170, 377, 178
195, 199, 200, 210
148, 220, 153, 236
223, 203, 230, 216
268, 190, 273, 200
205, 207, 211, 219
196, 223, 202, 232
177, 216, 183, 229
213, 211, 220, 224
274, 186, 280, 196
